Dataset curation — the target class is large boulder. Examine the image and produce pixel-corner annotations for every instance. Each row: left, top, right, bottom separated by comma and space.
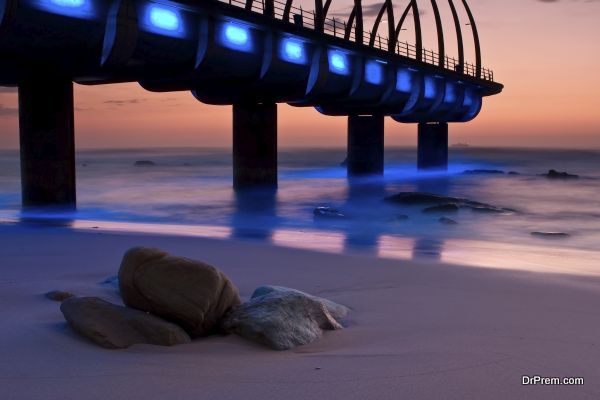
118, 247, 241, 337
60, 297, 191, 349
222, 288, 347, 351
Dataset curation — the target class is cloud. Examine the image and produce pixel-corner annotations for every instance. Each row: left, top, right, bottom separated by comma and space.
103, 98, 147, 106
0, 104, 18, 116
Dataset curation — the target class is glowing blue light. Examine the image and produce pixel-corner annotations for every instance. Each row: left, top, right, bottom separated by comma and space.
365, 60, 384, 85
280, 37, 307, 65
219, 22, 253, 52
444, 82, 457, 104
424, 77, 437, 100
28, 0, 94, 19
396, 69, 413, 93
328, 49, 350, 75
141, 5, 185, 38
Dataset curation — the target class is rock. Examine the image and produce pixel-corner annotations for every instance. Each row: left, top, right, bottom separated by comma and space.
313, 206, 345, 219
423, 203, 460, 213
541, 169, 579, 179
385, 192, 514, 214
60, 297, 191, 349
385, 192, 464, 205
463, 169, 505, 175
46, 290, 75, 302
531, 231, 570, 239
118, 247, 241, 337
222, 290, 345, 351
508, 171, 521, 175
134, 160, 156, 166
250, 285, 349, 322
439, 217, 458, 225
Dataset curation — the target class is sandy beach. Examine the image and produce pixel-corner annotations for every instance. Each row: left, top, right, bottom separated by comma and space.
2, 223, 599, 400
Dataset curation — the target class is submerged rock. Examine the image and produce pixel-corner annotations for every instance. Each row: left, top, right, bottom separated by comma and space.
222, 289, 346, 351
463, 169, 505, 175
541, 169, 579, 179
508, 171, 521, 175
531, 231, 571, 239
313, 206, 346, 219
61, 297, 191, 349
118, 247, 241, 337
439, 217, 458, 225
385, 192, 514, 214
134, 160, 156, 166
46, 290, 75, 302
423, 203, 460, 213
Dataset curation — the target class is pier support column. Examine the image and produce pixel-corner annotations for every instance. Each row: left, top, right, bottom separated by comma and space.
19, 76, 76, 207
418, 122, 448, 170
232, 102, 277, 189
347, 114, 384, 176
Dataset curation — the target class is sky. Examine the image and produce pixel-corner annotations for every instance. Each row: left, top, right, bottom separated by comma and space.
1, 0, 600, 149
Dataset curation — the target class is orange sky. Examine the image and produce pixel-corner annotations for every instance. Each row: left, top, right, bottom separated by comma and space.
1, 0, 600, 149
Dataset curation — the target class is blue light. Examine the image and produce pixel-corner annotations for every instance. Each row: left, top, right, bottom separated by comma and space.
328, 49, 350, 75
463, 90, 474, 106
219, 22, 253, 52
280, 37, 307, 65
444, 82, 457, 104
28, 0, 94, 19
141, 5, 185, 38
365, 60, 384, 85
424, 77, 437, 100
396, 69, 413, 93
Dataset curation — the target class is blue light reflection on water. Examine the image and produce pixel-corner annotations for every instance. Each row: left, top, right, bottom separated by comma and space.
1, 147, 600, 274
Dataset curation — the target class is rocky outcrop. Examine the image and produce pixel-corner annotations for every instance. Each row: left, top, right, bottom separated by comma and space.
385, 192, 514, 214
531, 231, 570, 239
118, 247, 241, 337
439, 217, 458, 225
423, 204, 460, 213
222, 288, 347, 351
60, 297, 191, 349
313, 206, 346, 219
541, 169, 579, 179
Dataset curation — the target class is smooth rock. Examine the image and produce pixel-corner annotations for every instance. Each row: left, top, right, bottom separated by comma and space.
250, 285, 349, 322
222, 290, 343, 351
541, 169, 579, 179
118, 247, 241, 337
531, 231, 571, 239
423, 203, 460, 213
313, 206, 345, 219
385, 192, 514, 214
60, 297, 191, 349
439, 217, 458, 225
134, 160, 156, 166
46, 290, 75, 302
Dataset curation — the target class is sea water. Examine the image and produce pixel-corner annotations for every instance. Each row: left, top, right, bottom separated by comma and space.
1, 147, 599, 275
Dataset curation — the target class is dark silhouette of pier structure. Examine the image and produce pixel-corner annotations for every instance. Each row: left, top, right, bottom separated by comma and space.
0, 0, 503, 207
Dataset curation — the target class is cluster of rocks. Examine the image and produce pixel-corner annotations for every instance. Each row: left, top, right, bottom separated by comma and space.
540, 169, 579, 179
54, 247, 349, 350
385, 192, 515, 219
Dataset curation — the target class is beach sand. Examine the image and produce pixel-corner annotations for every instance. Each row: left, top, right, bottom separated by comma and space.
1, 224, 599, 399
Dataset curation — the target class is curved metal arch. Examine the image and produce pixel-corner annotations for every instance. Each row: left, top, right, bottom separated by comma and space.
461, 0, 481, 78
369, 0, 396, 52
245, 0, 275, 17
447, 0, 464, 72
429, 0, 445, 67
395, 0, 422, 61
343, 0, 364, 45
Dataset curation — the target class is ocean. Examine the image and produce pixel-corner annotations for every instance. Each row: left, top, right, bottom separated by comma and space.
1, 147, 599, 275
